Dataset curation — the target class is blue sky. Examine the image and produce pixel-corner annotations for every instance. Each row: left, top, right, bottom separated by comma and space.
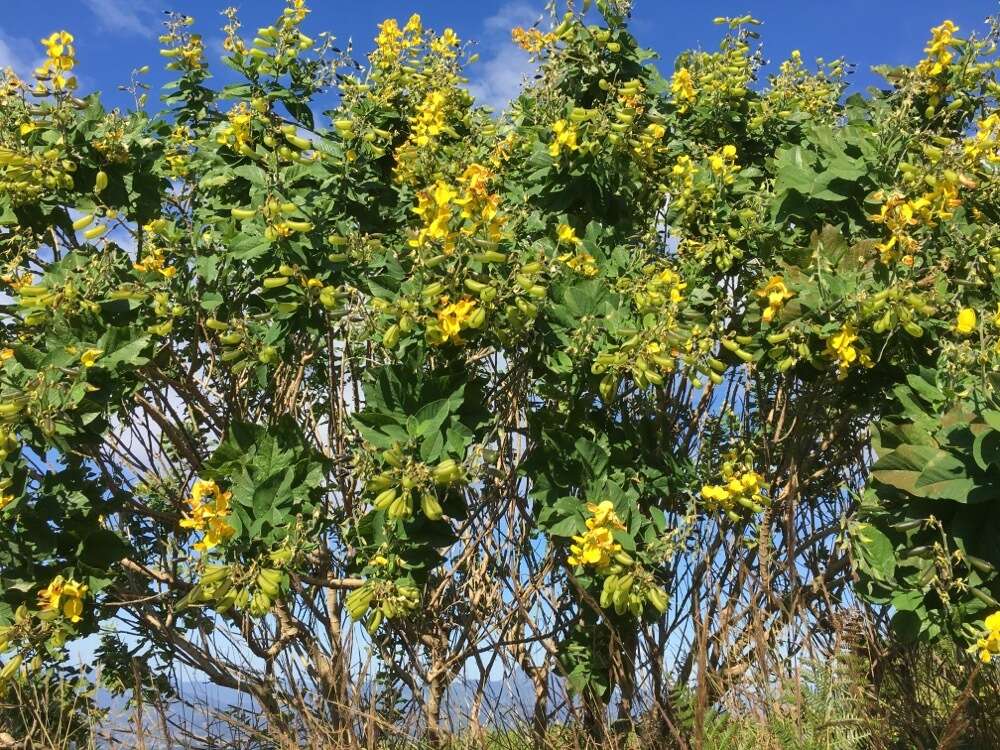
0, 1, 996, 113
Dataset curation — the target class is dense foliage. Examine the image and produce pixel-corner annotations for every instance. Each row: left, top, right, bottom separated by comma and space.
2, 0, 1000, 742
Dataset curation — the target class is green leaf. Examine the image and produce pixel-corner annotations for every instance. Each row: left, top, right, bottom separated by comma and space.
78, 530, 130, 571
229, 234, 272, 260
575, 438, 609, 479
852, 522, 895, 581
0, 199, 16, 225
913, 450, 973, 500
413, 399, 452, 438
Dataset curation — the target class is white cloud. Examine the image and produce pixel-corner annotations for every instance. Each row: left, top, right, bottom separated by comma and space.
468, 3, 546, 112
0, 26, 41, 78
82, 0, 160, 38
482, 2, 543, 36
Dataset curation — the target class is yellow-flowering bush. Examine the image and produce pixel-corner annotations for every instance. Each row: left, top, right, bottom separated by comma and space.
2, 1, 1000, 742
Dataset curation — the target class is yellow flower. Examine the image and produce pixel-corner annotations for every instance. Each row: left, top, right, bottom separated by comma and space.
916, 20, 958, 78
756, 276, 793, 323
979, 610, 1000, 663
133, 242, 176, 278
181, 479, 236, 552
965, 113, 1000, 169
568, 526, 620, 569
549, 119, 578, 159
567, 500, 626, 570
701, 484, 730, 503
410, 180, 460, 253
955, 307, 977, 336
38, 575, 88, 623
195, 516, 236, 552
829, 328, 852, 368
560, 251, 598, 278
80, 348, 103, 368
437, 297, 477, 343
42, 31, 74, 60
37, 31, 77, 90
585, 500, 625, 531
708, 145, 739, 183
671, 67, 696, 111
986, 612, 1000, 632
512, 27, 555, 53
217, 102, 254, 151
556, 224, 580, 245
403, 13, 422, 36
431, 181, 457, 207
411, 90, 449, 148
825, 324, 872, 379
569, 503, 624, 565
0, 348, 13, 363
701, 454, 768, 516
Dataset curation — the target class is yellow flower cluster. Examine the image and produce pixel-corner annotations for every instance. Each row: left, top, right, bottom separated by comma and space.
567, 501, 626, 571
371, 14, 424, 69
411, 181, 460, 254
549, 119, 579, 159
868, 193, 920, 263
670, 67, 695, 112
555, 223, 597, 277
708, 144, 740, 184
217, 102, 255, 154
133, 246, 177, 279
868, 177, 962, 265
434, 296, 480, 344
556, 224, 580, 245
409, 165, 502, 255
135, 222, 178, 278
180, 479, 236, 553
977, 611, 1000, 663
561, 252, 598, 278
634, 265, 687, 313
965, 113, 1000, 171
221, 8, 247, 55
512, 27, 556, 54
825, 324, 873, 380
38, 575, 88, 623
0, 429, 17, 510
916, 20, 958, 79
670, 153, 696, 191
92, 115, 131, 164
429, 28, 460, 59
367, 13, 466, 167
411, 90, 449, 148
35, 31, 77, 91
454, 163, 501, 229
757, 276, 794, 324
701, 456, 766, 518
